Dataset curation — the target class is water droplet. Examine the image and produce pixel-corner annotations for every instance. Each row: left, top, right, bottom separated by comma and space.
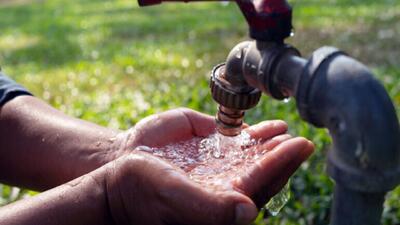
265, 181, 291, 216
283, 98, 291, 103
212, 149, 223, 158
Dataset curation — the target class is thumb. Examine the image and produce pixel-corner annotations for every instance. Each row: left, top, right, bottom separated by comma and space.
163, 176, 258, 225
233, 137, 314, 207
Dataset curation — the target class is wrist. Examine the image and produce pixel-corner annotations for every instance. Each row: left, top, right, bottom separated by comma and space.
0, 165, 115, 225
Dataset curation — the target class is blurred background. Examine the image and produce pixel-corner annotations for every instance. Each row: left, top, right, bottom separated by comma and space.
0, 0, 399, 224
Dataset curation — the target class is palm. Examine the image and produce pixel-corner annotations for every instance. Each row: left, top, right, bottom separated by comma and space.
126, 108, 314, 208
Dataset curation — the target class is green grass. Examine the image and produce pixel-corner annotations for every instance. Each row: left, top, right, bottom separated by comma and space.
1, 0, 400, 224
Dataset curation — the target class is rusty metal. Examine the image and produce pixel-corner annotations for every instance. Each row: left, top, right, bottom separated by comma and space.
215, 106, 245, 136
210, 63, 261, 136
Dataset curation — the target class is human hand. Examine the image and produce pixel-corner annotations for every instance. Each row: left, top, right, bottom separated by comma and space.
104, 151, 258, 225
110, 108, 216, 159
105, 108, 313, 225
234, 125, 314, 208
0, 121, 311, 225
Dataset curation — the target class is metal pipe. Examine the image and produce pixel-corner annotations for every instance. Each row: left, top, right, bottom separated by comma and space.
210, 41, 304, 136
139, 0, 400, 223
217, 43, 400, 224
210, 62, 261, 136
295, 47, 400, 225
273, 54, 306, 97
215, 106, 245, 136
331, 184, 385, 225
239, 41, 303, 99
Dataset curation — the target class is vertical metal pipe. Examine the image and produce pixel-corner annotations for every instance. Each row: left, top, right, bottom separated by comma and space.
296, 48, 400, 225
331, 184, 385, 225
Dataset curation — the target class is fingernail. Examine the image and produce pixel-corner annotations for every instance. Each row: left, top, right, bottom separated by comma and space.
235, 203, 258, 225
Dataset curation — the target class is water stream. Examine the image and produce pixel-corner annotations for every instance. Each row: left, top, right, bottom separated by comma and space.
139, 131, 290, 216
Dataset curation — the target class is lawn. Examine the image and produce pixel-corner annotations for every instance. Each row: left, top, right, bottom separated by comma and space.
0, 0, 399, 224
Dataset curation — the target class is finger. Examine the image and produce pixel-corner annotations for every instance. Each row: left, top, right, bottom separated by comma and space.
126, 152, 257, 225
160, 172, 258, 225
169, 189, 258, 225
177, 108, 216, 137
263, 140, 313, 201
257, 134, 292, 153
132, 110, 194, 147
252, 142, 314, 208
244, 120, 288, 140
132, 108, 216, 147
233, 137, 314, 201
107, 152, 258, 225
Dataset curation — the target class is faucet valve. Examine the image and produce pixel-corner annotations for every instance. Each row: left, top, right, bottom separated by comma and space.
210, 63, 261, 136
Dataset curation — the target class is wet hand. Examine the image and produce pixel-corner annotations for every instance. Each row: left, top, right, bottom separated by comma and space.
114, 108, 216, 158
234, 121, 314, 208
105, 108, 261, 224
104, 151, 259, 225
108, 108, 314, 224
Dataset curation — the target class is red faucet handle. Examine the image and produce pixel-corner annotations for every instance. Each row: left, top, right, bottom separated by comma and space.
137, 0, 292, 42
138, 0, 229, 6
236, 0, 292, 42
138, 0, 160, 6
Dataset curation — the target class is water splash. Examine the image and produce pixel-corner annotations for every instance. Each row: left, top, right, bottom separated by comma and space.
139, 131, 290, 215
266, 181, 291, 216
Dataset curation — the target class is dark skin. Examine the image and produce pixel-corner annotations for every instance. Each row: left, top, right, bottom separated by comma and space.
0, 95, 314, 225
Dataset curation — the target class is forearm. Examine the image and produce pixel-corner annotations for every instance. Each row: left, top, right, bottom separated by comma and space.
0, 167, 114, 225
0, 95, 127, 191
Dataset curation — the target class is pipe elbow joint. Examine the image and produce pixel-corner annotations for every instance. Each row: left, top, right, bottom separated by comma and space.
296, 47, 400, 192
226, 41, 302, 100
224, 41, 253, 91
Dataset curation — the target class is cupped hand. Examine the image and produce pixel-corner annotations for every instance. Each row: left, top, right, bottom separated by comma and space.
235, 123, 314, 208
105, 151, 258, 225
105, 108, 313, 225
112, 108, 216, 159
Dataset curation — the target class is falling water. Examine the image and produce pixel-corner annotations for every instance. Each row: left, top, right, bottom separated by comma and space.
139, 131, 290, 216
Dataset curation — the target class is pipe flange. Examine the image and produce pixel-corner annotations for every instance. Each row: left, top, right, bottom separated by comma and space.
327, 148, 400, 193
296, 46, 346, 127
210, 63, 261, 110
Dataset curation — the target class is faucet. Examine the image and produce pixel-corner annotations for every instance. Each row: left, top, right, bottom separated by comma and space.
138, 0, 400, 224
213, 40, 400, 225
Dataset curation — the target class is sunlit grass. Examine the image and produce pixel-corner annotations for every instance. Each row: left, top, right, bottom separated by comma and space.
0, 0, 399, 224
